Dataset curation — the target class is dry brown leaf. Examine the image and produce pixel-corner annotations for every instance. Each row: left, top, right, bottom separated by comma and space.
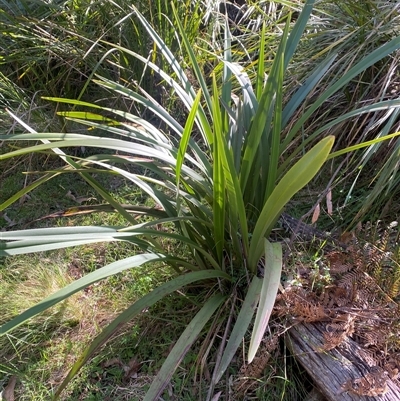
65, 190, 76, 201
75, 196, 94, 204
211, 391, 222, 401
312, 204, 320, 224
123, 357, 141, 380
339, 231, 355, 245
2, 376, 17, 401
102, 357, 123, 368
341, 367, 389, 397
326, 189, 333, 215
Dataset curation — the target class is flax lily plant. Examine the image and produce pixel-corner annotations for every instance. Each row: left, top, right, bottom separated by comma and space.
1, 1, 400, 399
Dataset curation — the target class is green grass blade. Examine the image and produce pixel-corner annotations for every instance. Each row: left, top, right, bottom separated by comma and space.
287, 35, 400, 145
0, 172, 61, 211
54, 272, 229, 400
282, 53, 337, 128
212, 75, 226, 263
249, 136, 334, 269
221, 19, 232, 116
255, 23, 266, 100
240, 20, 289, 193
281, 99, 400, 166
265, 43, 284, 201
176, 89, 202, 192
328, 132, 400, 159
171, 2, 213, 128
248, 240, 282, 363
215, 277, 262, 382
284, 0, 315, 69
144, 294, 225, 401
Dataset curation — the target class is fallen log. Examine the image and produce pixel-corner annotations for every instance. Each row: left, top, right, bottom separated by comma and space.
287, 323, 400, 401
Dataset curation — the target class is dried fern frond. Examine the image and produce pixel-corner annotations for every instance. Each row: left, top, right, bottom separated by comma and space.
341, 366, 389, 397
293, 302, 328, 323
278, 221, 400, 387
234, 333, 280, 396
326, 251, 353, 274
322, 313, 355, 351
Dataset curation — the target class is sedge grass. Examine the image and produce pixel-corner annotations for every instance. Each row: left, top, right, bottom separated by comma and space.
0, 1, 400, 398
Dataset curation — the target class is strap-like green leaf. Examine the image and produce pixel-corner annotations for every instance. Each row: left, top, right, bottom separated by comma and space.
248, 240, 282, 363
265, 41, 284, 201
328, 131, 400, 159
176, 89, 202, 192
280, 100, 400, 173
0, 254, 166, 335
212, 75, 226, 263
170, 2, 214, 141
214, 277, 262, 382
284, 0, 315, 69
255, 23, 266, 100
240, 19, 289, 194
281, 53, 337, 130
54, 272, 229, 400
286, 35, 400, 145
0, 171, 61, 211
144, 293, 225, 401
249, 135, 334, 269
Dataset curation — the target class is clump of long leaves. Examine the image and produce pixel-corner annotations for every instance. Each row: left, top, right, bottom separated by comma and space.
1, 1, 400, 399
283, 0, 400, 224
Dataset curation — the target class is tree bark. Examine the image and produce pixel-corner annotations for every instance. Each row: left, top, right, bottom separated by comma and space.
287, 323, 400, 401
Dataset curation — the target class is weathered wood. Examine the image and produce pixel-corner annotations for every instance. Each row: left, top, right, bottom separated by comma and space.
304, 388, 328, 401
287, 323, 400, 401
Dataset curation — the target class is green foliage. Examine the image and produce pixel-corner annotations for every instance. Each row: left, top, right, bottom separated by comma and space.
0, 0, 203, 127
1, 1, 400, 400
284, 0, 400, 224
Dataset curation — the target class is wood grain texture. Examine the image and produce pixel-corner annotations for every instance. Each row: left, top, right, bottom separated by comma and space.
287, 323, 400, 401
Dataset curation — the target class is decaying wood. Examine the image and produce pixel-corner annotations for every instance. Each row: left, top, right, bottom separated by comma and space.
304, 388, 328, 401
287, 323, 400, 401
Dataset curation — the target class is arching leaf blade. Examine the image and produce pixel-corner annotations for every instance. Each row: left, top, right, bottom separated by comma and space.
249, 135, 334, 269
144, 294, 225, 401
248, 240, 282, 363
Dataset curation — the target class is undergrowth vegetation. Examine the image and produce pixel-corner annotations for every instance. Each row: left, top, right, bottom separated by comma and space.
1, 0, 400, 400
